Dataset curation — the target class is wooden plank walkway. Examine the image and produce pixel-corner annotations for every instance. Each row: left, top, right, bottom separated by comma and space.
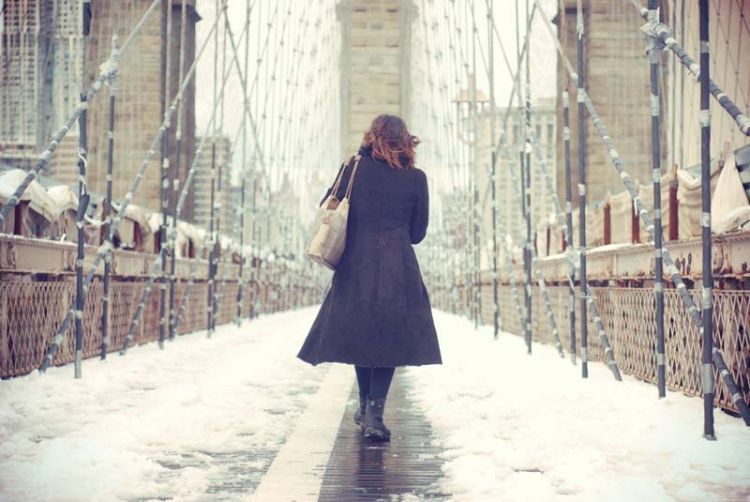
318, 372, 450, 501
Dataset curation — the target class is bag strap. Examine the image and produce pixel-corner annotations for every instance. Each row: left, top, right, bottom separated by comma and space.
344, 155, 362, 200
328, 161, 349, 200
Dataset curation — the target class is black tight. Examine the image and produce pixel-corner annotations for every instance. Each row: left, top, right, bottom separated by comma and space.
354, 366, 395, 400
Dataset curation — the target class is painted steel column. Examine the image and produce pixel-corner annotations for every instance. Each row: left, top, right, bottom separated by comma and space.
208, 0, 220, 337
576, 0, 588, 378
488, 0, 500, 338
562, 89, 576, 365
523, 6, 532, 354
698, 0, 715, 440
470, 7, 481, 330
159, 0, 173, 349
101, 34, 119, 360
237, 0, 251, 326
74, 0, 92, 379
646, 0, 666, 398
208, 140, 217, 335
169, 0, 189, 341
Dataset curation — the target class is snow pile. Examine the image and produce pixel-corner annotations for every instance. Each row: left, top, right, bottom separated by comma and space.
407, 311, 750, 501
0, 308, 326, 500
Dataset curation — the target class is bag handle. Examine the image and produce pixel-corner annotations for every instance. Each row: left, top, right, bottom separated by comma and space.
344, 155, 362, 200
328, 162, 348, 201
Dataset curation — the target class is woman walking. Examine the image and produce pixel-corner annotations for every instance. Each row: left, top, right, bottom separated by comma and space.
297, 115, 442, 442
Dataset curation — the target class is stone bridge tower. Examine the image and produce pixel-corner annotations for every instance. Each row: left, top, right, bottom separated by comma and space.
336, 0, 416, 159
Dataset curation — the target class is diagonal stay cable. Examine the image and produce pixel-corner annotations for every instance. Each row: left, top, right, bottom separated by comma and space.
39, 1, 226, 371
628, 0, 750, 136
528, 122, 621, 377
0, 0, 161, 230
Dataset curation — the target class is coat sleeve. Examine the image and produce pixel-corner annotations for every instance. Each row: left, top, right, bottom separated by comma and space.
319, 158, 356, 207
409, 170, 429, 244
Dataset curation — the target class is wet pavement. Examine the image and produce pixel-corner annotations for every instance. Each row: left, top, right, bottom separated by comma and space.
318, 373, 449, 501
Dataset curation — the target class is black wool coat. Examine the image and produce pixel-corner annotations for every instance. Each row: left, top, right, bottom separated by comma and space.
297, 151, 442, 367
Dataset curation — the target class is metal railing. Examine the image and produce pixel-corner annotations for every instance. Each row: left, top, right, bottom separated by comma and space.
0, 268, 325, 378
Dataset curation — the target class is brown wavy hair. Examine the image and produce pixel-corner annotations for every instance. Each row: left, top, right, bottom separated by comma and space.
359, 115, 420, 169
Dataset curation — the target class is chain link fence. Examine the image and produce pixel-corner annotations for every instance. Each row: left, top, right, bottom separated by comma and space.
0, 264, 327, 378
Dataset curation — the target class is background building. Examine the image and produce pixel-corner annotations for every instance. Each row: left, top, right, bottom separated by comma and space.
554, 0, 664, 208
1, 0, 199, 217
192, 135, 233, 236
478, 97, 557, 245
337, 0, 415, 157
555, 0, 749, 207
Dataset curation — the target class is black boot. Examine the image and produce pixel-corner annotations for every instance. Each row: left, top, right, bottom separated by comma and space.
353, 395, 366, 426
363, 397, 390, 442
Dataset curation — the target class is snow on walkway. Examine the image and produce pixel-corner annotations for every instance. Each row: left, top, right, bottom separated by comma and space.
0, 308, 328, 501
406, 311, 750, 501
2, 307, 749, 501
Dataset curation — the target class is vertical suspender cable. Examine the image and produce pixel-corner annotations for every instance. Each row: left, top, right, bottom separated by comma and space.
514, 0, 531, 350
168, 0, 188, 340
207, 0, 220, 337
158, 0, 173, 349
523, 0, 532, 354
576, 0, 588, 378
460, 0, 470, 323
698, 0, 715, 440
678, 0, 685, 171
213, 18, 228, 330
74, 0, 92, 378
250, 0, 263, 319
470, 0, 480, 329
647, 0, 666, 398
487, 0, 500, 338
236, 0, 251, 325
101, 33, 119, 360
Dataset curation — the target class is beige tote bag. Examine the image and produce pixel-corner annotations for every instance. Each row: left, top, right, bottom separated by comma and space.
307, 155, 362, 270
